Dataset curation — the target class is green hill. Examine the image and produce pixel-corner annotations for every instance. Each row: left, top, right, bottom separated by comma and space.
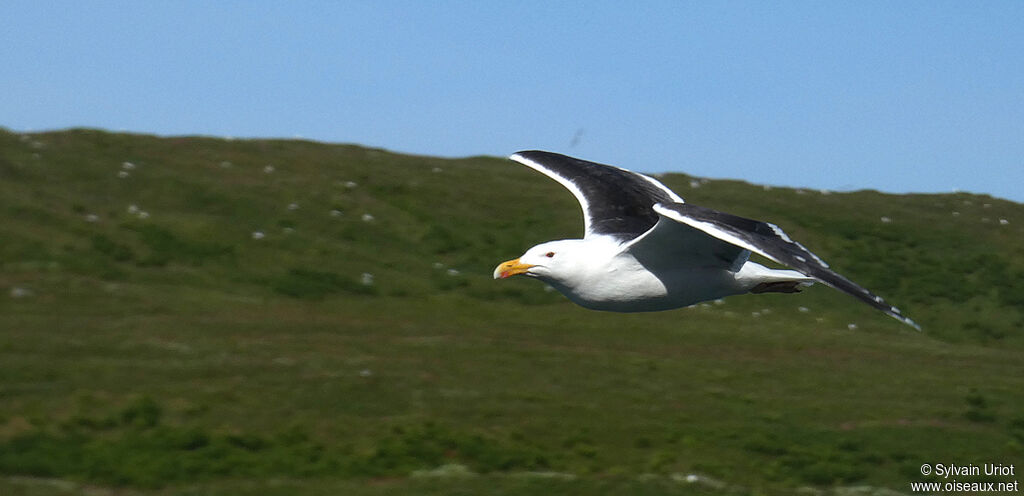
1, 128, 1021, 495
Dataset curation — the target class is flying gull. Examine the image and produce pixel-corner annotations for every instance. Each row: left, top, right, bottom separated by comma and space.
493, 151, 920, 329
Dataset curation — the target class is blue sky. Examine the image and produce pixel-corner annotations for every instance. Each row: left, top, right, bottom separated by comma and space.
2, 1, 1022, 201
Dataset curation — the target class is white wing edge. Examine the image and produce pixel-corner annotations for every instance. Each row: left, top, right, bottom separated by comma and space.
510, 152, 595, 235
631, 170, 685, 204
620, 212, 752, 272
652, 204, 779, 263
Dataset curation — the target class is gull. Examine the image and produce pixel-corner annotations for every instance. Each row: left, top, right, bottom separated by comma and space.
493, 151, 919, 329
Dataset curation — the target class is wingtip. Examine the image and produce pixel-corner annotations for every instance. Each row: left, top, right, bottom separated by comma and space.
894, 313, 922, 331
884, 304, 921, 331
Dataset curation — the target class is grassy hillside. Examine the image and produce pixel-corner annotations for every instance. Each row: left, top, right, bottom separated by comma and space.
1, 128, 1021, 495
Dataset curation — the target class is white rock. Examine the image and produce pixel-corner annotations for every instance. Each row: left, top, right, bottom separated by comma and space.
330, 209, 343, 217
263, 165, 275, 173
287, 202, 299, 211
127, 204, 139, 214
847, 323, 858, 330
85, 214, 99, 222
361, 213, 375, 222
121, 161, 136, 170
880, 216, 892, 223
10, 287, 33, 298
117, 171, 129, 178
360, 273, 374, 285
999, 219, 1009, 225
345, 181, 358, 189
251, 231, 265, 240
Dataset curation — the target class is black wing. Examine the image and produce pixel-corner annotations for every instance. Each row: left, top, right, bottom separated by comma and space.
654, 203, 920, 329
511, 151, 684, 241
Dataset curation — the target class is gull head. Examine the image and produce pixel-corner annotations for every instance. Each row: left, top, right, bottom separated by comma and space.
493, 239, 589, 284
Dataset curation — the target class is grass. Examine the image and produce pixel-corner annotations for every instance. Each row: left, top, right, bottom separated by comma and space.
1, 127, 1022, 495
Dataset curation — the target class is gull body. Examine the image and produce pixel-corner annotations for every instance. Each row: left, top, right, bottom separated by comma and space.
496, 238, 811, 313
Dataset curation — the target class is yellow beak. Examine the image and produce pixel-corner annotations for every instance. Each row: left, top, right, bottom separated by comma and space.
493, 258, 535, 279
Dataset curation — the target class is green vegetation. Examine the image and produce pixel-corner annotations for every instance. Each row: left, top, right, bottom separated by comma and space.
1, 128, 1022, 495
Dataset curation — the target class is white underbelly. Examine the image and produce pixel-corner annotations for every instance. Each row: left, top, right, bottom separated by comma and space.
550, 267, 744, 313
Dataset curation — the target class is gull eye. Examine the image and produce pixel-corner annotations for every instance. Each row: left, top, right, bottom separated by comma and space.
545, 252, 555, 258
